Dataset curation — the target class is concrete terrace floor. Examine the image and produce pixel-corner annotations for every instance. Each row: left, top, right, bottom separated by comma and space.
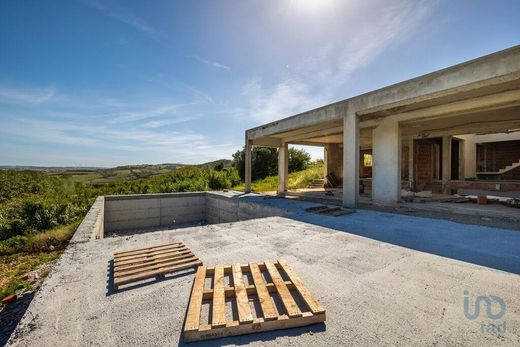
8, 196, 520, 346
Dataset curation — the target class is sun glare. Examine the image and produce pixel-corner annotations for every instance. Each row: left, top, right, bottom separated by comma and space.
290, 0, 339, 15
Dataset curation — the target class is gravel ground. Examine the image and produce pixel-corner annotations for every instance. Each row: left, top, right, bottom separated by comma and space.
7, 210, 520, 346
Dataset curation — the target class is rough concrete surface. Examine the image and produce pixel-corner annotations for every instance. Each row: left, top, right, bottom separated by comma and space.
8, 199, 520, 346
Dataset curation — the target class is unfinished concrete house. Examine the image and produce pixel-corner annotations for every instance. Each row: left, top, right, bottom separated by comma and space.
7, 47, 520, 346
244, 46, 520, 208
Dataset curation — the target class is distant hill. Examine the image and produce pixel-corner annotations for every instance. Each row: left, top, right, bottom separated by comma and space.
0, 165, 103, 172
0, 159, 232, 172
0, 160, 233, 185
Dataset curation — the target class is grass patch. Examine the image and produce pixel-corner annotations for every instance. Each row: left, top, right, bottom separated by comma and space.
233, 163, 324, 192
0, 277, 33, 300
0, 222, 79, 300
0, 222, 79, 256
0, 251, 61, 300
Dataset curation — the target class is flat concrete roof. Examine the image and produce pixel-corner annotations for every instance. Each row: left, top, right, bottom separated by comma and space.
246, 45, 520, 140
8, 196, 520, 346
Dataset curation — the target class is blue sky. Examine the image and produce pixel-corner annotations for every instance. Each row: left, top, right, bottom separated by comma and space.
0, 0, 519, 167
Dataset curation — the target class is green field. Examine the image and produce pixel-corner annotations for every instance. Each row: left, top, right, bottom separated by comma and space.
233, 163, 324, 192
0, 156, 321, 301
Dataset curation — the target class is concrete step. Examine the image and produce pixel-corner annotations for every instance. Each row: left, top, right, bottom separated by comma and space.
307, 178, 325, 189
477, 160, 520, 175
423, 181, 442, 193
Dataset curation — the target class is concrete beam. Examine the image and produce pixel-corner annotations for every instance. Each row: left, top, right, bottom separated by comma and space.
342, 108, 359, 208
247, 46, 520, 140
407, 119, 520, 138
250, 137, 282, 148
289, 141, 328, 147
372, 118, 401, 204
282, 125, 343, 143
396, 89, 520, 126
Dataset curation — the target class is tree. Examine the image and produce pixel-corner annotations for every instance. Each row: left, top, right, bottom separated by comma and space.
288, 147, 311, 172
232, 146, 311, 181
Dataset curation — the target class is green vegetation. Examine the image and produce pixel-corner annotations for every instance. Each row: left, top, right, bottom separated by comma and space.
0, 164, 239, 300
0, 151, 317, 300
232, 147, 311, 181
233, 162, 324, 192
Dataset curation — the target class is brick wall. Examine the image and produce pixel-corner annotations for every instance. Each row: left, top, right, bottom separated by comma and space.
444, 180, 520, 192
477, 140, 520, 179
416, 141, 434, 184
402, 145, 409, 179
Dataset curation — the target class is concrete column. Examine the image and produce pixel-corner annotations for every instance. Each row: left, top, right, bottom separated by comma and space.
372, 118, 401, 204
325, 143, 343, 182
459, 134, 477, 179
442, 135, 452, 183
458, 139, 465, 180
342, 109, 359, 208
245, 140, 252, 193
407, 138, 414, 189
277, 142, 288, 194
324, 146, 328, 176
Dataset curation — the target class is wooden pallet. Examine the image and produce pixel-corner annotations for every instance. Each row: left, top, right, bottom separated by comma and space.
305, 205, 355, 217
113, 242, 202, 290
183, 260, 325, 342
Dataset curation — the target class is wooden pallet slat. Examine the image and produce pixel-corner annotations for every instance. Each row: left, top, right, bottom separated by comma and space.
232, 263, 254, 324
114, 249, 194, 269
278, 260, 325, 314
115, 256, 199, 278
212, 265, 226, 327
114, 242, 184, 257
114, 244, 188, 261
249, 262, 278, 320
185, 266, 207, 332
184, 260, 325, 342
113, 242, 201, 290
264, 261, 302, 318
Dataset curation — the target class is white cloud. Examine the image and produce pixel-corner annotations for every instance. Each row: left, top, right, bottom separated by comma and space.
236, 0, 436, 123
193, 55, 230, 70
83, 0, 156, 35
0, 115, 234, 164
141, 116, 199, 128
111, 103, 191, 123
0, 85, 55, 104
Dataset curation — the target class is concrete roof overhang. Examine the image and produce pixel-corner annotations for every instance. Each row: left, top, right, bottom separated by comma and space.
246, 45, 520, 147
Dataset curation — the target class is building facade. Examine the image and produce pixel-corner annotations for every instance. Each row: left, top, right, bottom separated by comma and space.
244, 46, 520, 207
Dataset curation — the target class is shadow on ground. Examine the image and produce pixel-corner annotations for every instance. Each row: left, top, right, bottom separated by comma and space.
0, 292, 34, 346
106, 259, 196, 296
176, 323, 326, 346
238, 194, 520, 274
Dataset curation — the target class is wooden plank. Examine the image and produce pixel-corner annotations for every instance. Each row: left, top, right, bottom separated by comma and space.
184, 312, 326, 342
232, 264, 253, 324
115, 256, 199, 278
114, 245, 188, 261
202, 281, 295, 300
114, 242, 183, 257
278, 260, 325, 314
114, 259, 202, 288
183, 260, 326, 342
114, 250, 194, 269
249, 262, 277, 320
264, 261, 302, 318
184, 266, 207, 332
212, 265, 226, 327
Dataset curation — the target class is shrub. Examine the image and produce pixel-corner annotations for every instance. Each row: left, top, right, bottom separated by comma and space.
232, 147, 311, 181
